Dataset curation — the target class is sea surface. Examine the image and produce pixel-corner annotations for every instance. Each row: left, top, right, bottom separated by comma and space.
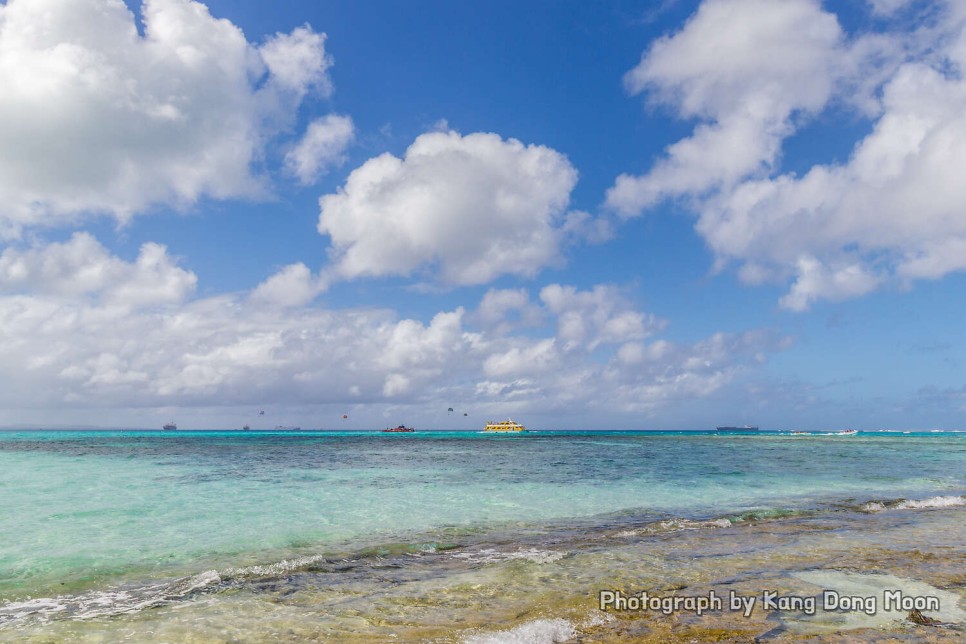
0, 429, 963, 642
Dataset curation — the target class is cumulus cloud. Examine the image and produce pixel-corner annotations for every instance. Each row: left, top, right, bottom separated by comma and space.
317, 130, 589, 285
285, 114, 354, 185
0, 0, 334, 235
0, 238, 785, 424
608, 0, 845, 215
259, 25, 332, 98
249, 263, 323, 308
0, 232, 196, 306
602, 330, 787, 413
539, 284, 664, 351
471, 288, 544, 335
470, 284, 779, 416
610, 0, 966, 309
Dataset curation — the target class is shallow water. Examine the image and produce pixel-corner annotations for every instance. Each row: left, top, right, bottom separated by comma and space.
1, 430, 963, 641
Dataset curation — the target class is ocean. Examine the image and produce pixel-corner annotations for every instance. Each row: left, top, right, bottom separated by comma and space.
1, 430, 963, 642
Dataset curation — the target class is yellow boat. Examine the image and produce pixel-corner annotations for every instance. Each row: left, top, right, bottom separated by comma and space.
483, 419, 526, 432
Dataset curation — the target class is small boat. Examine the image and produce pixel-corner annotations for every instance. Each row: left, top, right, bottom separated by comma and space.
836, 429, 858, 436
484, 419, 526, 432
716, 425, 759, 434
382, 425, 415, 433
242, 425, 250, 431
162, 422, 177, 431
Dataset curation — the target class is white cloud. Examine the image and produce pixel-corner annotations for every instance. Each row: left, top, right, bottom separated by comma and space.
0, 232, 196, 306
600, 330, 784, 413
464, 284, 774, 416
0, 0, 334, 235
482, 338, 559, 379
778, 256, 882, 312
317, 130, 585, 285
561, 209, 614, 245
249, 263, 322, 308
259, 25, 332, 98
611, 0, 966, 309
470, 287, 544, 336
539, 284, 664, 351
285, 114, 354, 185
608, 0, 844, 216
701, 12, 966, 309
0, 239, 785, 424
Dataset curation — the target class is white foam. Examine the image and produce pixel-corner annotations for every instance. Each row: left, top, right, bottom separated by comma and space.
224, 554, 327, 578
862, 495, 964, 513
632, 517, 732, 535
579, 611, 616, 628
894, 495, 965, 509
0, 569, 221, 624
0, 597, 64, 622
464, 618, 577, 644
451, 548, 566, 565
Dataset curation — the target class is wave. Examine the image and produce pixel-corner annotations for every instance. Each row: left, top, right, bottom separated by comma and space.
860, 494, 965, 513
0, 570, 220, 625
449, 547, 567, 565
0, 552, 366, 627
0, 545, 569, 627
0, 540, 564, 627
611, 494, 965, 539
614, 517, 732, 537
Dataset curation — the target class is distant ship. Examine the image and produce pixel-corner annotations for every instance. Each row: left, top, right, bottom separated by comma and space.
163, 422, 177, 431
242, 425, 250, 431
274, 425, 301, 431
382, 425, 415, 433
484, 419, 526, 433
716, 425, 759, 433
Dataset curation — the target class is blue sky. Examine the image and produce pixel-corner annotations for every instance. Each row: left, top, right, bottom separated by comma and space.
1, 0, 965, 429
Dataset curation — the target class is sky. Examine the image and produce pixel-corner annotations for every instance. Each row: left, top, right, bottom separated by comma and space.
1, 0, 965, 430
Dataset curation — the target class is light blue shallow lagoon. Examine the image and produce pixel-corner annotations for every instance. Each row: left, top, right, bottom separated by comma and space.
1, 430, 964, 642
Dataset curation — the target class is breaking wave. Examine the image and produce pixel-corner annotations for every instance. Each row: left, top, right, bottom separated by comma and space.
861, 495, 965, 513
0, 570, 221, 625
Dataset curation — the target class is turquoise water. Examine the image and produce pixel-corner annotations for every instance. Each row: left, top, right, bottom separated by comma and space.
1, 430, 963, 639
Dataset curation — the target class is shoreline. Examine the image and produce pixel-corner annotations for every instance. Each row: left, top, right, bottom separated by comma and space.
3, 501, 964, 642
